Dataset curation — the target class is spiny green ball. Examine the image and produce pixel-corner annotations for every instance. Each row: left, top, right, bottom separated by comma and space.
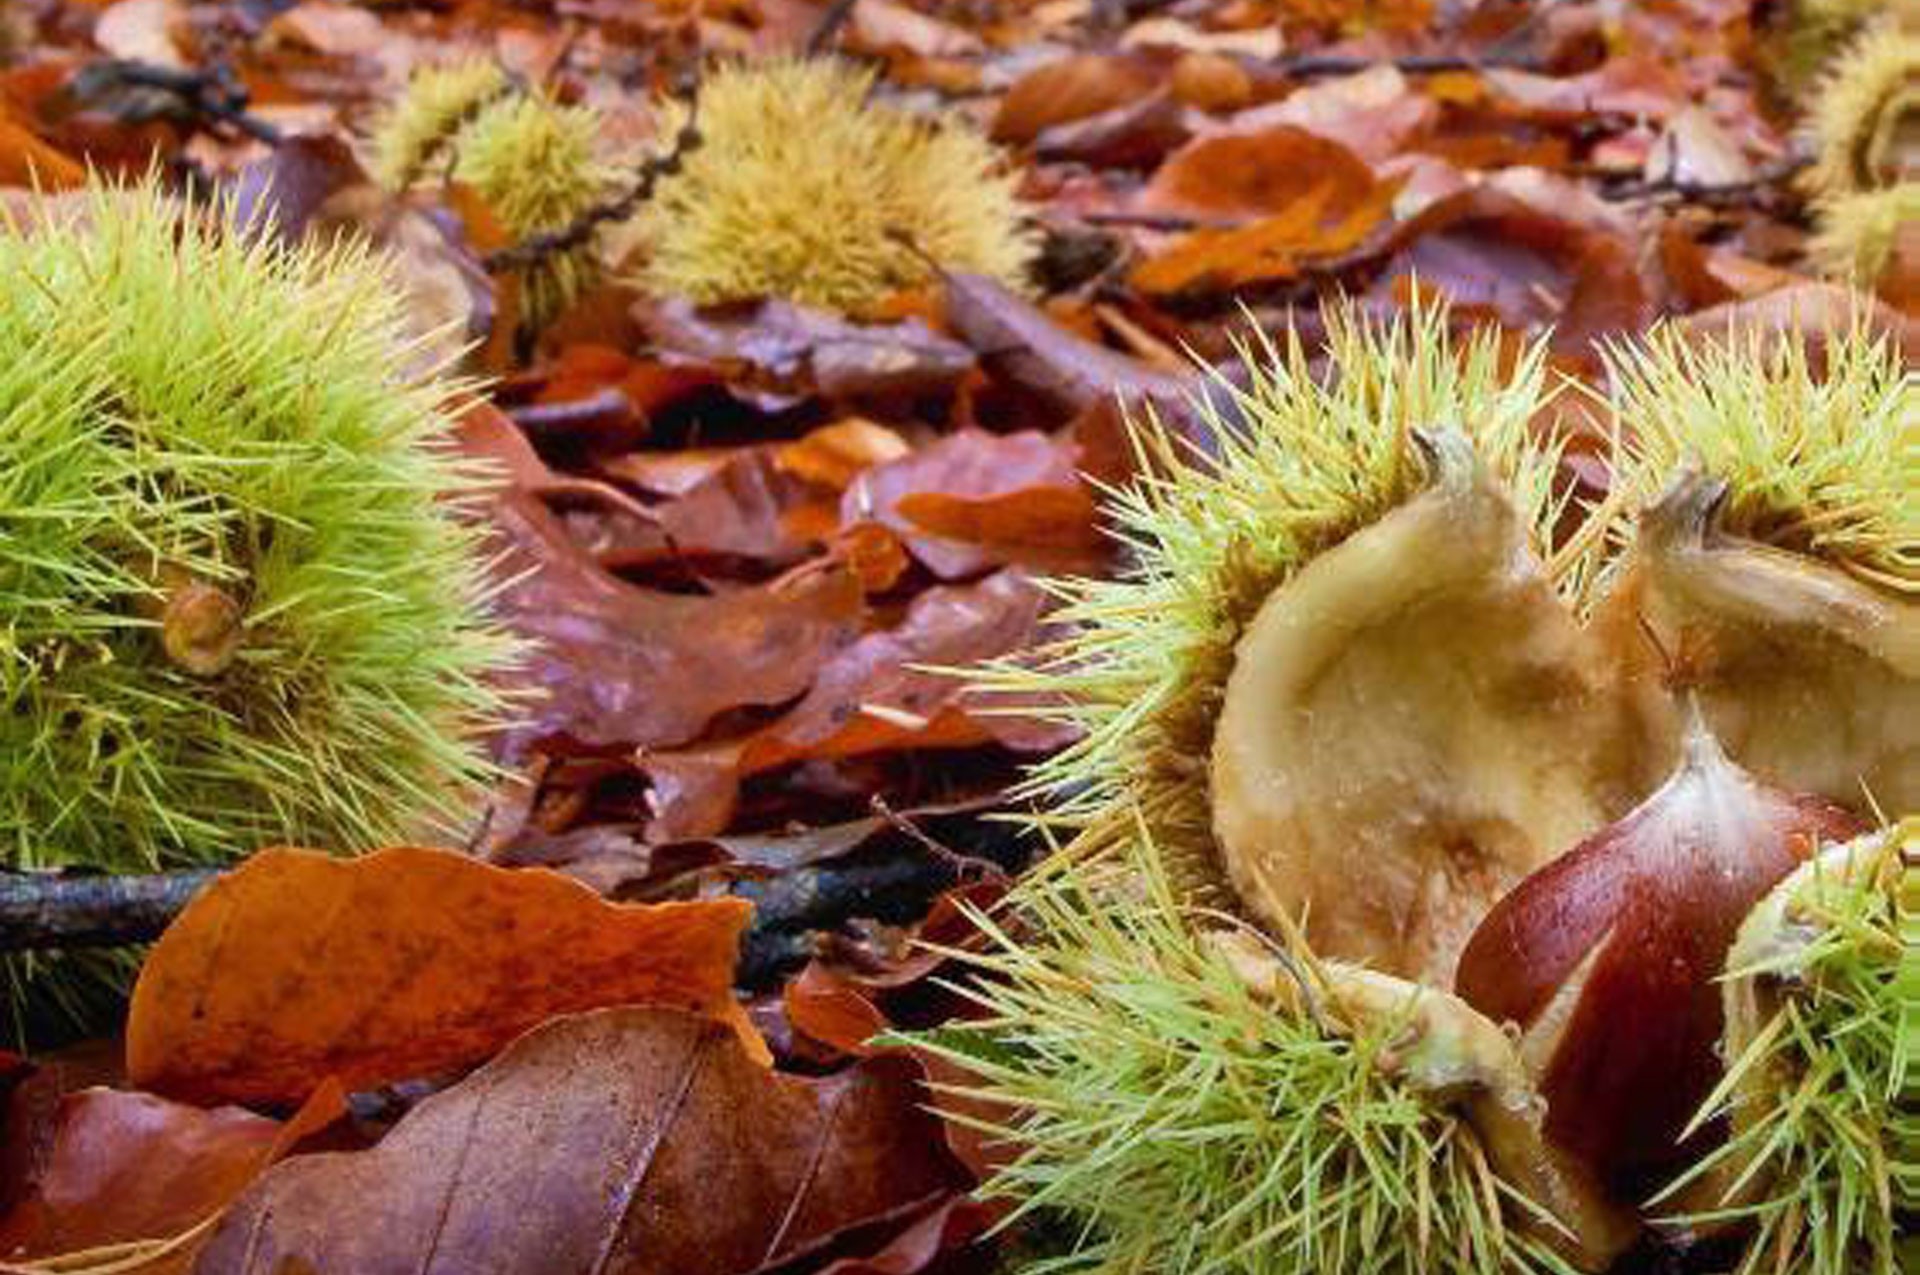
371, 61, 613, 331
369, 58, 513, 192
1803, 21, 1920, 198
0, 184, 514, 879
632, 57, 1035, 317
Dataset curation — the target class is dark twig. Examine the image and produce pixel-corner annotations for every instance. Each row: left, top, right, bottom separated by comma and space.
1080, 210, 1224, 232
1270, 51, 1546, 80
483, 100, 702, 274
1601, 155, 1809, 207
0, 868, 220, 951
806, 0, 862, 53
67, 60, 282, 144
869, 795, 1007, 883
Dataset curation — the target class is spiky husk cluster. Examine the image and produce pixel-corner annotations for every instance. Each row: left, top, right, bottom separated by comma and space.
971, 306, 1577, 903
633, 57, 1034, 317
1599, 322, 1916, 590
1803, 22, 1920, 198
1756, 0, 1911, 105
369, 59, 512, 192
938, 307, 1913, 1273
1807, 183, 1920, 290
1657, 823, 1916, 1275
370, 60, 613, 330
0, 183, 515, 1032
914, 841, 1580, 1275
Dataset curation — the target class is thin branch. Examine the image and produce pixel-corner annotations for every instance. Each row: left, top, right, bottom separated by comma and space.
483, 101, 702, 274
869, 795, 1006, 884
68, 60, 283, 145
1601, 155, 1809, 206
806, 0, 862, 53
1271, 51, 1546, 80
0, 868, 219, 951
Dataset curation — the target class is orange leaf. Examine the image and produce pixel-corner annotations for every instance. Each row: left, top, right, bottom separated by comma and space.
895, 485, 1102, 556
785, 962, 889, 1057
1131, 175, 1399, 297
1139, 125, 1377, 220
126, 848, 759, 1106
776, 418, 913, 491
991, 53, 1158, 144
0, 112, 85, 191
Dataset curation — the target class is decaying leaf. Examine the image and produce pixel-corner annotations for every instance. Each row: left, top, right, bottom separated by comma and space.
0, 1079, 344, 1267
194, 1008, 969, 1275
488, 488, 865, 757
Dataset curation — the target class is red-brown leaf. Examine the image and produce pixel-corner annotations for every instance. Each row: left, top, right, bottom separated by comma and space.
192, 1008, 969, 1275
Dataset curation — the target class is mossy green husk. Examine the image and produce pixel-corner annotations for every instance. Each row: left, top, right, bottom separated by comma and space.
0, 183, 516, 1038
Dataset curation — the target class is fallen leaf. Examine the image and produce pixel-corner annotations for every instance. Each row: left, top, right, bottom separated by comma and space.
263, 0, 390, 56
0, 1080, 344, 1267
1034, 91, 1193, 170
1168, 52, 1254, 113
1678, 282, 1920, 365
635, 297, 976, 403
1139, 124, 1378, 221
1131, 175, 1400, 296
776, 419, 914, 491
126, 847, 757, 1106
843, 428, 1097, 578
740, 569, 1072, 771
1366, 183, 1654, 358
991, 53, 1159, 144
1122, 17, 1280, 58
814, 1194, 996, 1275
488, 489, 865, 756
943, 272, 1196, 419
1227, 65, 1436, 163
92, 0, 189, 65
642, 447, 821, 565
1642, 105, 1754, 187
786, 962, 889, 1057
194, 1008, 969, 1275
0, 109, 86, 190
846, 0, 981, 58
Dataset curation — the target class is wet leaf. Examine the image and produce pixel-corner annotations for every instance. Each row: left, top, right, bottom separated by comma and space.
0, 1080, 344, 1266
844, 428, 1100, 578
127, 848, 757, 1106
488, 488, 865, 756
991, 53, 1159, 144
635, 297, 976, 403
1139, 124, 1379, 221
194, 1008, 969, 1275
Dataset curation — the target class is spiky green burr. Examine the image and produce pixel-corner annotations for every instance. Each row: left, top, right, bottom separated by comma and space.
1657, 822, 1916, 1275
370, 60, 614, 334
913, 843, 1591, 1275
967, 305, 1582, 905
0, 182, 516, 1037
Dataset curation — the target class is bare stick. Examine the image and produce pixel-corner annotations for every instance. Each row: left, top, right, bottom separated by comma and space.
0, 868, 219, 951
